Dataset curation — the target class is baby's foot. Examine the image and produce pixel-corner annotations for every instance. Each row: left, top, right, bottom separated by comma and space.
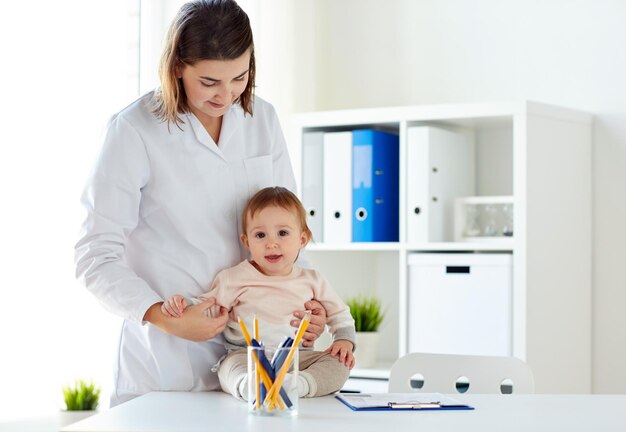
283, 372, 311, 398
236, 375, 249, 401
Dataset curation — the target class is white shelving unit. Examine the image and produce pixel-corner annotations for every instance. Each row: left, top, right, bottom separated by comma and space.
290, 101, 592, 393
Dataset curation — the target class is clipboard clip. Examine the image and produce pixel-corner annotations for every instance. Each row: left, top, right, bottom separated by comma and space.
388, 401, 442, 409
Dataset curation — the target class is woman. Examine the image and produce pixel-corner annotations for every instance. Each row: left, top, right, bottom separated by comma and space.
75, 0, 326, 407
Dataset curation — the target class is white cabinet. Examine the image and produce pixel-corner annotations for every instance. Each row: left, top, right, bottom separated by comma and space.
290, 101, 592, 393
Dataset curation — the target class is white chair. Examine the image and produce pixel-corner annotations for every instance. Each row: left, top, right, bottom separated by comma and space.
388, 352, 534, 394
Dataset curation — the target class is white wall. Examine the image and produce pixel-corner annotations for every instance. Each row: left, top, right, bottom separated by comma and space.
278, 0, 625, 393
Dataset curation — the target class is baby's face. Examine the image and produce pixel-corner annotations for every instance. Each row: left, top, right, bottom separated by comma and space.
242, 205, 307, 276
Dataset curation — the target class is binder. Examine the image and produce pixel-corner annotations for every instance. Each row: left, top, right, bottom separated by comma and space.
323, 131, 352, 243
302, 131, 324, 242
406, 126, 475, 243
352, 129, 399, 242
335, 393, 474, 411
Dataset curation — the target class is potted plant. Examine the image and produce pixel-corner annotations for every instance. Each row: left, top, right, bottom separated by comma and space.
346, 296, 386, 368
59, 379, 101, 427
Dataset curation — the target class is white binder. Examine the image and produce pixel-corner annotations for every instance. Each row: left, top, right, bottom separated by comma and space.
323, 131, 352, 243
302, 131, 324, 243
406, 126, 475, 243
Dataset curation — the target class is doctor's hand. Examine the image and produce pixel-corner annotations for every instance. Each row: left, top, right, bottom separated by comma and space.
144, 298, 229, 342
292, 300, 327, 348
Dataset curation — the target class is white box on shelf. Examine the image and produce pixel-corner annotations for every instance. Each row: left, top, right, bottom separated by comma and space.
408, 253, 512, 356
454, 196, 514, 244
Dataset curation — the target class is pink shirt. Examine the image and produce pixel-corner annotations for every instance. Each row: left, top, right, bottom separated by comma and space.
197, 260, 355, 349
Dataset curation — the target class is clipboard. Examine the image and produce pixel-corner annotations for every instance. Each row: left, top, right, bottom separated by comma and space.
335, 392, 474, 411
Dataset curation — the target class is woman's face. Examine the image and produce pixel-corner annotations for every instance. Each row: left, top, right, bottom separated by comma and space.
177, 50, 251, 121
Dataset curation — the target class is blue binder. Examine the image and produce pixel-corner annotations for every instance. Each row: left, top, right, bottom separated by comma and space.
352, 129, 399, 242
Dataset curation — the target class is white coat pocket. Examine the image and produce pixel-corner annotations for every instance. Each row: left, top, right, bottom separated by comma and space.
243, 155, 273, 193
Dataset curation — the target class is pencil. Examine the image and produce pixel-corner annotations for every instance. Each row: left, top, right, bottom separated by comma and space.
253, 315, 260, 409
238, 317, 281, 409
264, 313, 310, 405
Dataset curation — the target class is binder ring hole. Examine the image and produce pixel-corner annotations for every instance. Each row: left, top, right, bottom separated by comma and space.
414, 207, 421, 214
334, 211, 341, 219
455, 376, 470, 393
500, 378, 514, 394
356, 207, 368, 221
409, 373, 424, 390
308, 209, 316, 217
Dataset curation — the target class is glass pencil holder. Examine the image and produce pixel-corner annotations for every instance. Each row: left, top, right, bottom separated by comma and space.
247, 345, 299, 416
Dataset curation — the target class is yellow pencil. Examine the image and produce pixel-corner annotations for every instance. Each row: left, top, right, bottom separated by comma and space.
238, 316, 253, 345
253, 315, 260, 409
254, 315, 259, 340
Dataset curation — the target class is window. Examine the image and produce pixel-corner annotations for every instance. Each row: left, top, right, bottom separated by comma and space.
0, 0, 140, 419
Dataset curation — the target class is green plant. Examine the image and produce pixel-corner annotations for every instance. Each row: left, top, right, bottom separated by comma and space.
346, 296, 385, 332
62, 379, 101, 411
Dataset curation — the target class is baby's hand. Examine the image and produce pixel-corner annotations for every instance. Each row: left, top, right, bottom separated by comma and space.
161, 295, 187, 318
324, 340, 355, 369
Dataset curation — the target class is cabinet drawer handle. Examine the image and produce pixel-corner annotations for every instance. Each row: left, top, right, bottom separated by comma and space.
446, 266, 470, 274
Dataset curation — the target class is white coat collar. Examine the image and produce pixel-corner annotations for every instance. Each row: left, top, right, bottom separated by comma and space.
185, 104, 240, 160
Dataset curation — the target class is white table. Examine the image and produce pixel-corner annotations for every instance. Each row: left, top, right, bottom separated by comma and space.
62, 391, 625, 432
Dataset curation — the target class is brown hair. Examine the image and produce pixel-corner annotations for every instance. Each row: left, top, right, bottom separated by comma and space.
242, 187, 313, 243
151, 0, 256, 128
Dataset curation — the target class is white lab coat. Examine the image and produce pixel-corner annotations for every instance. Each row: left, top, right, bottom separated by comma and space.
75, 91, 297, 406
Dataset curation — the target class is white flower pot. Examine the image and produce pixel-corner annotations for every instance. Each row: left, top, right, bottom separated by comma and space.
354, 332, 380, 368
59, 410, 97, 427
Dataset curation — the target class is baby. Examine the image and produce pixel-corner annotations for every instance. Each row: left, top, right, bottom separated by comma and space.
162, 186, 356, 399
